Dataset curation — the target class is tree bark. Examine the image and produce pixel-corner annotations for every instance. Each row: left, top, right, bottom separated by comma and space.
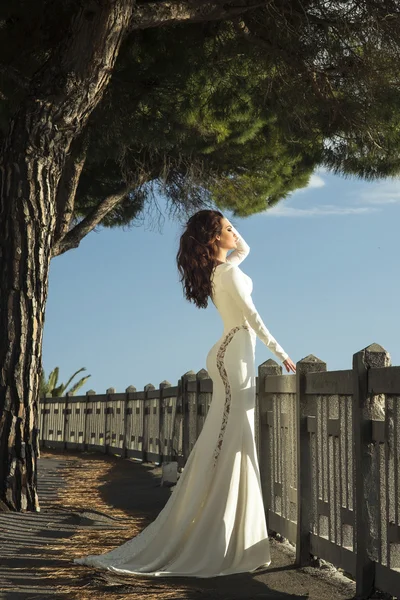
0, 0, 133, 511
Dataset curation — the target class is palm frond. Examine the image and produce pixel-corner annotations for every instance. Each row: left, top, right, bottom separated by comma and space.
67, 375, 92, 396
63, 367, 87, 392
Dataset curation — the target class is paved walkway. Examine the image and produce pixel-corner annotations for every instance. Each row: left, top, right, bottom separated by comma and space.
0, 449, 381, 600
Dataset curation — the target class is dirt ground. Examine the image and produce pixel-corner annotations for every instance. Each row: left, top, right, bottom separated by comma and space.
0, 449, 391, 600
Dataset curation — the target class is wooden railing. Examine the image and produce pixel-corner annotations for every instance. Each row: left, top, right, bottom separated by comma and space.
257, 344, 400, 598
39, 372, 213, 469
39, 343, 400, 598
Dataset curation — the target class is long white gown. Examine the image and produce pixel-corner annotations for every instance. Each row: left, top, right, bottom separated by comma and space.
74, 226, 289, 578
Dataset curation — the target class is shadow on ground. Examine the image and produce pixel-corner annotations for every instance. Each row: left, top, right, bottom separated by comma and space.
0, 449, 357, 600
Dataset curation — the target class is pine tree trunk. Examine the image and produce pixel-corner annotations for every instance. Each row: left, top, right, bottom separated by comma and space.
0, 0, 133, 511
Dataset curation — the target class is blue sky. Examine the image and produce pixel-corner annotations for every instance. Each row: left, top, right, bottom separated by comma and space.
43, 168, 400, 395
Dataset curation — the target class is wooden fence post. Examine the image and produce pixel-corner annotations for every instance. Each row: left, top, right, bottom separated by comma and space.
196, 368, 211, 437
181, 371, 197, 463
296, 354, 327, 566
40, 393, 52, 450
63, 392, 73, 450
353, 343, 391, 598
84, 389, 96, 451
159, 380, 171, 464
105, 387, 116, 454
123, 385, 136, 458
257, 358, 282, 525
175, 378, 184, 469
143, 383, 155, 462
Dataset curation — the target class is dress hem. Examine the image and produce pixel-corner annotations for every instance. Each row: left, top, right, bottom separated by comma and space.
73, 557, 272, 578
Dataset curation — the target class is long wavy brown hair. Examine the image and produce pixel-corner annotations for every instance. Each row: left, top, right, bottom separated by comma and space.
176, 209, 225, 309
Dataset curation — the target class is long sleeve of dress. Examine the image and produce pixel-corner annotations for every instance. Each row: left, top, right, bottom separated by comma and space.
226, 225, 250, 266
221, 265, 289, 363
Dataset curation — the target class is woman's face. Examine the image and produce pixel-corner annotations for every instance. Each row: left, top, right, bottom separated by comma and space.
215, 217, 238, 249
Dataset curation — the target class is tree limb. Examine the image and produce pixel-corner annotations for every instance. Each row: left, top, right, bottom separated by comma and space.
53, 138, 88, 247
51, 187, 130, 258
131, 0, 267, 29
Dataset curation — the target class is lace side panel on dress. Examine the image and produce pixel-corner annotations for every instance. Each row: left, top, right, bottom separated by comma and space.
212, 324, 249, 466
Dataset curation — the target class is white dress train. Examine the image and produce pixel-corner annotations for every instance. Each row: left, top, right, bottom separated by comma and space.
74, 225, 289, 578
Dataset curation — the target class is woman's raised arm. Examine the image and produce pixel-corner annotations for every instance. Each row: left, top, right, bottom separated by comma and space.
225, 225, 250, 266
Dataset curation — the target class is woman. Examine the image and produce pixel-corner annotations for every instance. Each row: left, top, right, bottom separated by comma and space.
74, 209, 296, 577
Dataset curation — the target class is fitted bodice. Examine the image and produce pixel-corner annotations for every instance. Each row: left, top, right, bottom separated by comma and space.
207, 226, 288, 363
211, 263, 253, 333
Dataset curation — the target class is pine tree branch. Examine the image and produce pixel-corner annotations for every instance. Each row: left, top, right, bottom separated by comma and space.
131, 0, 267, 30
53, 138, 88, 247
51, 187, 130, 258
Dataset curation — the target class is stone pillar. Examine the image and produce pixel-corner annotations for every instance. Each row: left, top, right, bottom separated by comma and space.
257, 359, 282, 528
353, 343, 391, 598
295, 354, 327, 566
